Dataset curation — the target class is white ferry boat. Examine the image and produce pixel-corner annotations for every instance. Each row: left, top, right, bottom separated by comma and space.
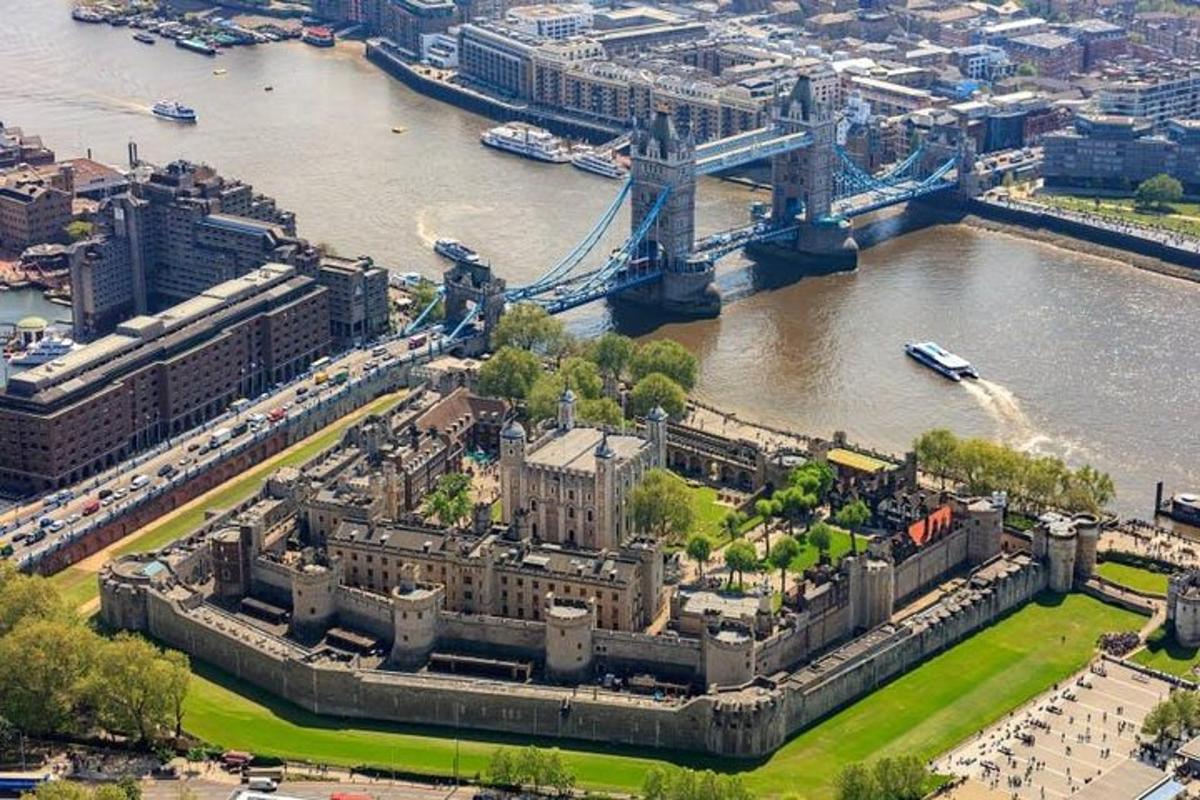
433, 239, 480, 263
72, 6, 106, 22
481, 123, 570, 164
8, 336, 81, 367
152, 100, 197, 122
571, 147, 628, 179
904, 341, 979, 382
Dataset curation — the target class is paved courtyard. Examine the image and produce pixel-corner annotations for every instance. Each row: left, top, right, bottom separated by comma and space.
937, 660, 1173, 799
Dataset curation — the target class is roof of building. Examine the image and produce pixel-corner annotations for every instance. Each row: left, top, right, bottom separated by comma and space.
1067, 760, 1177, 800
526, 426, 645, 473
1008, 32, 1079, 51
827, 447, 893, 474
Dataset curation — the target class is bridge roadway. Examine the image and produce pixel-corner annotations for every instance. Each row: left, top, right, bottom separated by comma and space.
0, 326, 471, 569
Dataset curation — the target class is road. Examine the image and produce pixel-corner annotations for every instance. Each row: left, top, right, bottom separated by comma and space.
140, 778, 471, 800
0, 326, 458, 568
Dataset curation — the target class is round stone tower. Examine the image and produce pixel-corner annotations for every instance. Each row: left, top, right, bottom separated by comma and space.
498, 419, 527, 529
1168, 571, 1200, 648
543, 594, 595, 683
964, 497, 1004, 566
290, 559, 340, 636
702, 623, 756, 689
1045, 519, 1078, 593
390, 564, 444, 668
1072, 513, 1100, 582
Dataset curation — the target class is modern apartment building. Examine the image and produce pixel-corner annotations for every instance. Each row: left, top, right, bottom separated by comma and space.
0, 264, 331, 493
1098, 67, 1200, 127
1042, 114, 1200, 192
318, 255, 391, 347
507, 4, 594, 40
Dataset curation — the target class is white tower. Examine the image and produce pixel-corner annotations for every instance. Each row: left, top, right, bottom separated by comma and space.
499, 419, 527, 527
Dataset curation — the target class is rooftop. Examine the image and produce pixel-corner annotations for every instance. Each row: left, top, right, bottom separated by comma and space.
526, 427, 646, 473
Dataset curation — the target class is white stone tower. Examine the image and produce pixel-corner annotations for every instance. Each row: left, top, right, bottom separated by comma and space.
544, 594, 596, 683
499, 419, 526, 528
594, 434, 618, 549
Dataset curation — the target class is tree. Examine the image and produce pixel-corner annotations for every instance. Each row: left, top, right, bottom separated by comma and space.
64, 220, 94, 242
0, 563, 66, 636
92, 634, 187, 743
833, 500, 870, 555
526, 358, 609, 424
1135, 173, 1183, 211
578, 397, 623, 427
526, 372, 569, 424
834, 762, 879, 800
1062, 464, 1115, 515
686, 535, 712, 579
588, 332, 635, 388
631, 468, 695, 543
628, 373, 687, 418
914, 428, 958, 488
1016, 61, 1037, 77
485, 747, 520, 787
492, 303, 572, 356
0, 618, 98, 735
630, 339, 698, 391
872, 755, 928, 800
409, 280, 444, 324
721, 510, 747, 541
768, 535, 801, 591
424, 472, 474, 528
156, 649, 191, 738
642, 765, 751, 800
540, 749, 575, 796
724, 540, 759, 589
776, 486, 817, 536
808, 521, 834, 562
477, 346, 542, 405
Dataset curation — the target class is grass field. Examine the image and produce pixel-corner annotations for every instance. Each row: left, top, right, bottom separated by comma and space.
1133, 625, 1200, 678
687, 485, 759, 541
179, 593, 1140, 798
1096, 562, 1169, 596
788, 527, 865, 574
50, 393, 406, 611
1034, 193, 1200, 238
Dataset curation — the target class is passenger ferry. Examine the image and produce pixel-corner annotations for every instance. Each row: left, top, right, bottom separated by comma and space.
570, 147, 628, 179
302, 26, 335, 47
152, 100, 197, 122
481, 123, 570, 164
434, 239, 480, 263
7, 336, 81, 367
904, 341, 979, 382
176, 37, 217, 55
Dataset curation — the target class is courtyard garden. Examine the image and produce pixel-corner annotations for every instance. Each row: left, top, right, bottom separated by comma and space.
179, 592, 1142, 798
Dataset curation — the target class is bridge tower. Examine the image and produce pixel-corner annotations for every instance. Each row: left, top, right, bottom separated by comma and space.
621, 106, 720, 317
442, 259, 506, 353
753, 65, 857, 271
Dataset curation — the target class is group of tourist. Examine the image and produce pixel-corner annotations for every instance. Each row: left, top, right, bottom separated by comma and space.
992, 195, 1200, 254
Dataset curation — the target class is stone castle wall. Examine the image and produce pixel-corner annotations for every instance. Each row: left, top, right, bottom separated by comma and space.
335, 584, 394, 641
893, 527, 970, 604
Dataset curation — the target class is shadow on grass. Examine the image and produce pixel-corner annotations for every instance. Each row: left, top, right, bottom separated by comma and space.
187, 659, 760, 775
1141, 626, 1200, 663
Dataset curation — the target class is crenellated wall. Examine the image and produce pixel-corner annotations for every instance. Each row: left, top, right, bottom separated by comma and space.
892, 527, 970, 603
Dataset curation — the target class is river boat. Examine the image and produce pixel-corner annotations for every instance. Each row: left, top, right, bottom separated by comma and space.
904, 341, 979, 382
7, 336, 81, 367
570, 147, 627, 179
481, 123, 570, 164
302, 26, 335, 46
176, 38, 217, 55
133, 31, 155, 44
152, 100, 197, 122
433, 238, 480, 263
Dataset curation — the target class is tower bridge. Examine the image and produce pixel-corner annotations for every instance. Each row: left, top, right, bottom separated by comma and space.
411, 64, 969, 338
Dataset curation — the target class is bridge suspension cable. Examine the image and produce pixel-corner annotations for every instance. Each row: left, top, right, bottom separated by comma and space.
403, 286, 445, 336
567, 186, 672, 296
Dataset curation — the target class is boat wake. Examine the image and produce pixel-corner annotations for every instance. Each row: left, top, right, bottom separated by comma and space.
961, 379, 1094, 462
414, 209, 439, 249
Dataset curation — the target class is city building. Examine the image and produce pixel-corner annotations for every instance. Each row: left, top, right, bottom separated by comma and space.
954, 44, 1015, 83
0, 123, 55, 169
1098, 65, 1200, 128
0, 175, 73, 251
1065, 19, 1127, 70
0, 264, 330, 492
317, 255, 391, 347
457, 23, 541, 98
1003, 32, 1083, 80
507, 4, 594, 40
384, 0, 455, 57
1042, 113, 1200, 192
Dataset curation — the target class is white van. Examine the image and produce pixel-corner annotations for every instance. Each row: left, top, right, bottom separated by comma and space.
246, 778, 277, 792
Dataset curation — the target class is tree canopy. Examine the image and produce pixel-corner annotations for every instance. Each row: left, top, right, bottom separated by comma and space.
485, 746, 575, 795
1135, 173, 1183, 211
477, 346, 543, 404
631, 468, 695, 543
587, 332, 636, 385
491, 303, 572, 356
424, 471, 474, 528
686, 534, 713, 578
641, 764, 753, 800
628, 373, 687, 418
630, 339, 698, 391
834, 755, 930, 800
724, 540, 760, 588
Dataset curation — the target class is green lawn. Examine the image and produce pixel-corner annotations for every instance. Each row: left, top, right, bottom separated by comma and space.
51, 393, 406, 610
788, 527, 866, 574
1033, 193, 1200, 238
1096, 561, 1169, 597
179, 593, 1140, 798
687, 484, 758, 542
1133, 625, 1199, 678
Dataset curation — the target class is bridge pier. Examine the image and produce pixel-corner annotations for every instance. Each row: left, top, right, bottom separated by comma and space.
747, 218, 858, 272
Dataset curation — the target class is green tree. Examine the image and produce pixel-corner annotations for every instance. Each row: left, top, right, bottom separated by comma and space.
872, 755, 928, 800
115, 777, 142, 800
834, 762, 879, 800
540, 749, 575, 795
914, 428, 958, 487
526, 372, 569, 424
776, 486, 817, 536
92, 633, 188, 743
630, 339, 698, 391
721, 510, 747, 541
631, 468, 695, 543
588, 332, 635, 388
642, 764, 751, 800
424, 472, 474, 528
686, 534, 712, 579
628, 373, 687, 418
1135, 173, 1183, 211
1062, 464, 1115, 514
808, 521, 834, 562
578, 397, 623, 427
0, 563, 66, 636
0, 618, 98, 735
408, 280, 444, 324
526, 358, 611, 424
768, 535, 801, 591
833, 500, 870, 555
485, 747, 520, 786
1016, 61, 1037, 77
724, 540, 759, 589
477, 346, 542, 405
492, 303, 572, 356
64, 220, 94, 242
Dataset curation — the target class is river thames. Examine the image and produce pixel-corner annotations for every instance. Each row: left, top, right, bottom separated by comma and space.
2, 0, 1198, 515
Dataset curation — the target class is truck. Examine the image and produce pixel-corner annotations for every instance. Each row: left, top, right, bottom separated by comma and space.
231, 421, 249, 438
82, 498, 101, 516
268, 407, 287, 423
332, 370, 349, 385
314, 371, 329, 385
209, 427, 232, 448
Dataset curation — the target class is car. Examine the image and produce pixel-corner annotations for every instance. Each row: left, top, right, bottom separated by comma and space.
296, 386, 309, 396
158, 464, 175, 477
187, 442, 201, 452
113, 488, 128, 500
65, 513, 81, 525
38, 516, 54, 528
178, 456, 193, 467
12, 532, 28, 543
101, 497, 115, 508
131, 475, 151, 490
98, 488, 113, 500
48, 520, 66, 533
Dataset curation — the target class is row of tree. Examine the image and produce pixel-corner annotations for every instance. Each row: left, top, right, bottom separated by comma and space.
1142, 689, 1200, 744
640, 764, 753, 800
834, 755, 931, 800
484, 746, 575, 795
0, 563, 191, 745
914, 428, 1115, 515
477, 305, 696, 422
